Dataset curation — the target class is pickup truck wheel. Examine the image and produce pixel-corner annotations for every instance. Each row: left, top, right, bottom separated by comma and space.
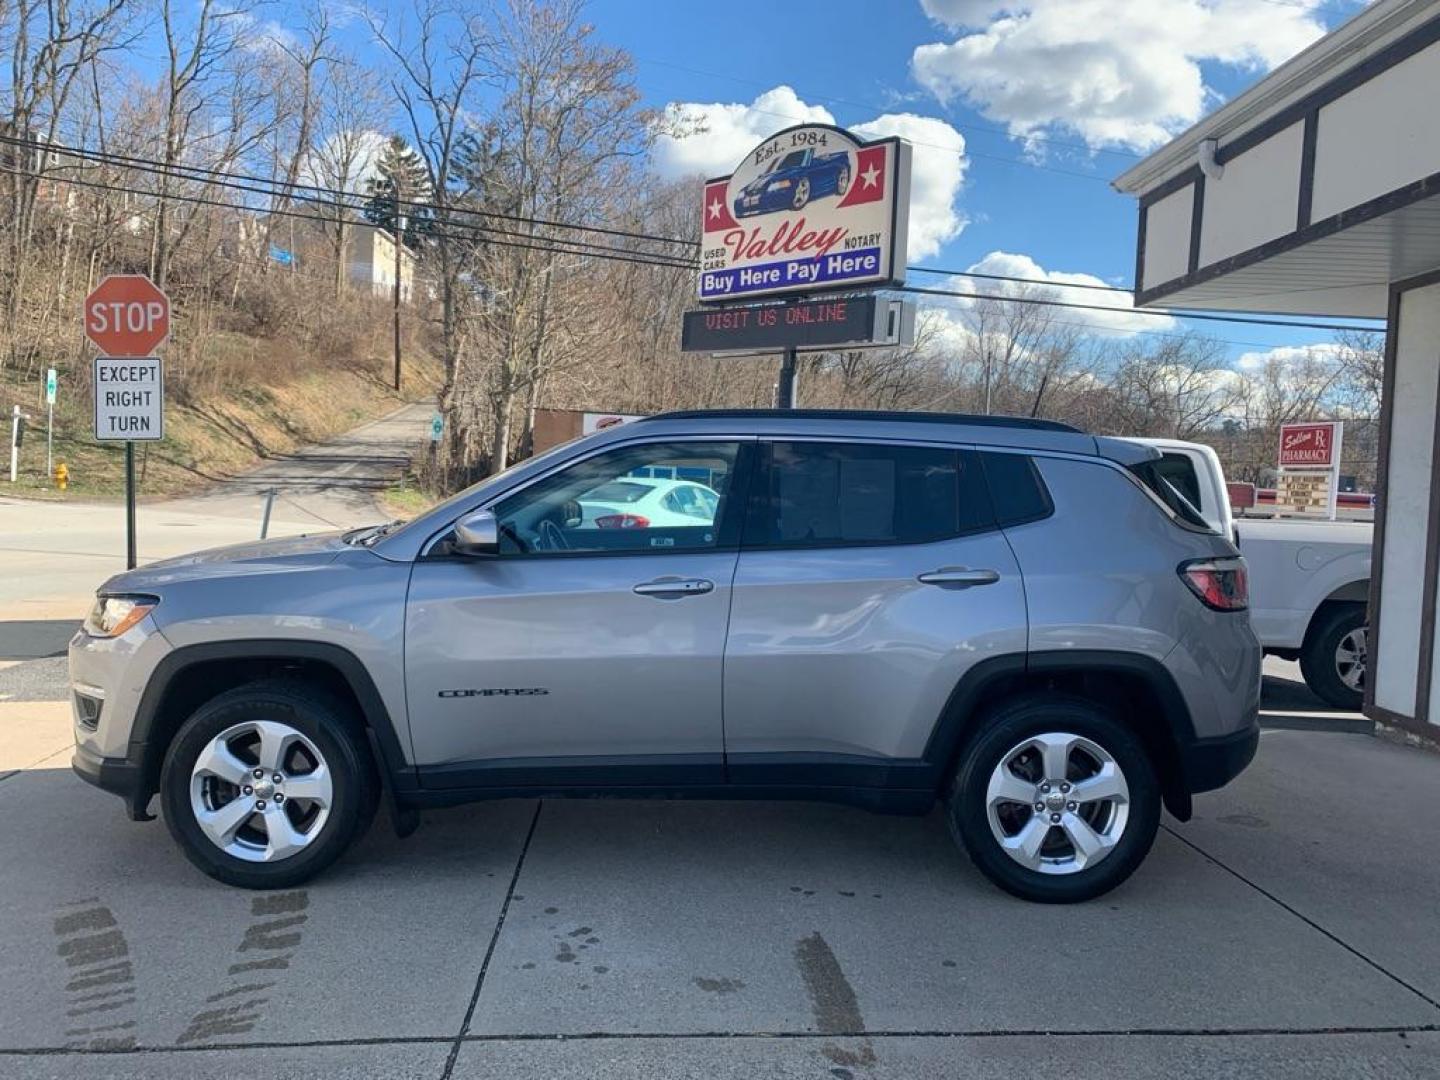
160, 680, 378, 888
947, 695, 1160, 903
1300, 605, 1366, 711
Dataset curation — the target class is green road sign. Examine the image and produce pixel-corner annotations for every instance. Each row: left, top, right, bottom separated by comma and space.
45, 368, 56, 404
430, 412, 444, 441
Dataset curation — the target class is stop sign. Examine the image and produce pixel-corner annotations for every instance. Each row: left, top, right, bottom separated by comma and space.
83, 275, 170, 357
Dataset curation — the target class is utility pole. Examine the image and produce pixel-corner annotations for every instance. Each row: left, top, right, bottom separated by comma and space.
776, 346, 798, 409
392, 212, 403, 393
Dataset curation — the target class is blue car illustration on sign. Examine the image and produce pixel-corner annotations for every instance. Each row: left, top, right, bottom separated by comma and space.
733, 148, 852, 218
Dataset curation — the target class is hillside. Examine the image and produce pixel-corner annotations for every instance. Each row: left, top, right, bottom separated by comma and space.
1, 334, 439, 502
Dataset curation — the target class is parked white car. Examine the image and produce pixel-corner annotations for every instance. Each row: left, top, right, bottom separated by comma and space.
1128, 438, 1372, 710
576, 476, 721, 529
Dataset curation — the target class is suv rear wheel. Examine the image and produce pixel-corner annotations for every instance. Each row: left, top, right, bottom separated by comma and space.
160, 680, 378, 888
948, 695, 1160, 903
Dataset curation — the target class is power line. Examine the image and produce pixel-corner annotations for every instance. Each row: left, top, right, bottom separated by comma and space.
9, 135, 1389, 335
909, 264, 1134, 294
898, 284, 1384, 333
2, 130, 698, 253
0, 164, 700, 272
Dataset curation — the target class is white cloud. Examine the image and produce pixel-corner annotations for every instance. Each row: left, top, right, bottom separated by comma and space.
1235, 342, 1343, 371
652, 86, 834, 179
302, 128, 389, 193
851, 113, 967, 260
653, 88, 969, 260
912, 0, 1328, 152
940, 250, 1176, 335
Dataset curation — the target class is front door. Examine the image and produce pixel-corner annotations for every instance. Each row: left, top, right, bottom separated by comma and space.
723, 440, 1028, 782
406, 439, 750, 787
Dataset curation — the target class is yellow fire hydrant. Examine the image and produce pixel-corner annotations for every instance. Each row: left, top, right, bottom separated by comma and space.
54, 462, 68, 490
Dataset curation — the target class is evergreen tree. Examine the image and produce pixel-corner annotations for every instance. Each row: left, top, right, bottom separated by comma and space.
363, 135, 433, 249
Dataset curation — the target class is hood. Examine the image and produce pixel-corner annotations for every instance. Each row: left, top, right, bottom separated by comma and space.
98, 530, 352, 594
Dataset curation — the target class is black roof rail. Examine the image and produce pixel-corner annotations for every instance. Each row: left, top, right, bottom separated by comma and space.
639, 408, 1083, 433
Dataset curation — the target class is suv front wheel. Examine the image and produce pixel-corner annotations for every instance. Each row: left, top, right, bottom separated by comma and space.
948, 695, 1160, 903
160, 680, 378, 888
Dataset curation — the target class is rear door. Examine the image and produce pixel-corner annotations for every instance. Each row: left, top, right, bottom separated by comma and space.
722, 440, 1027, 780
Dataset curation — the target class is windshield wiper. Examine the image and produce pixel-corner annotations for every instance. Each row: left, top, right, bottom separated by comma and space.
348, 520, 406, 547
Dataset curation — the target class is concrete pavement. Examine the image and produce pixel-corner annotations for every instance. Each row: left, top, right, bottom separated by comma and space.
0, 657, 1435, 1078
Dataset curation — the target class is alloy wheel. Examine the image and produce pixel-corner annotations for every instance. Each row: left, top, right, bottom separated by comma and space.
985, 731, 1130, 875
1335, 626, 1366, 691
189, 719, 333, 862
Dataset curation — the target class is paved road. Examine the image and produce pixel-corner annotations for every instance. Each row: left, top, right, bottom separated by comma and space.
157, 400, 435, 530
0, 402, 433, 628
0, 645, 1436, 1078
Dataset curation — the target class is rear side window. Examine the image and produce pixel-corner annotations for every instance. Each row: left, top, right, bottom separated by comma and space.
746, 442, 991, 548
1154, 452, 1203, 509
980, 452, 1053, 526
1128, 459, 1213, 532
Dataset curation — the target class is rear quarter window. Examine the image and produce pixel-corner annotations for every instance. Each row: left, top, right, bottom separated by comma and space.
1127, 459, 1213, 532
979, 452, 1054, 527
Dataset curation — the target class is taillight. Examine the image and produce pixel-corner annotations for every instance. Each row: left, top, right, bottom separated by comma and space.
594, 513, 650, 529
1179, 557, 1248, 611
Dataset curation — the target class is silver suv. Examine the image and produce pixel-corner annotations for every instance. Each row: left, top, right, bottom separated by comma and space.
70, 410, 1260, 903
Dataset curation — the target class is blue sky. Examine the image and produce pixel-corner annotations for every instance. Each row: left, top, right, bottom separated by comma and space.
585, 0, 1381, 363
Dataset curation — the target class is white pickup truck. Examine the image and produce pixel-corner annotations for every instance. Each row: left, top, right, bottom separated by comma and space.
1130, 439, 1372, 710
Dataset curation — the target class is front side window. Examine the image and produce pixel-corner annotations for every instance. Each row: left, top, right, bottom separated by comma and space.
490, 442, 741, 555
746, 442, 990, 549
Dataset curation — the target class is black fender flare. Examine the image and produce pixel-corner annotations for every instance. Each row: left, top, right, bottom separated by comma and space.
921, 650, 1199, 820
129, 639, 417, 816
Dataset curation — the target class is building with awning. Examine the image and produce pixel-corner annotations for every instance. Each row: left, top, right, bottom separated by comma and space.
1114, 0, 1440, 736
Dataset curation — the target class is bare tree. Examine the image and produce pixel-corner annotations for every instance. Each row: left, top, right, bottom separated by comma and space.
1, 0, 133, 355
308, 58, 386, 296
366, 0, 494, 475
1109, 334, 1241, 438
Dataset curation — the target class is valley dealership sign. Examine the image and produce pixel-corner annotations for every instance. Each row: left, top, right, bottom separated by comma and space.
699, 124, 912, 303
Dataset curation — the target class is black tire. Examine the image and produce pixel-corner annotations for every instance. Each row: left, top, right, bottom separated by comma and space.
791, 178, 810, 210
160, 679, 378, 888
947, 694, 1161, 904
1299, 604, 1366, 711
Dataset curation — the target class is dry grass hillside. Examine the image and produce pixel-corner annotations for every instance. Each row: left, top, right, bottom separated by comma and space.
2, 320, 439, 503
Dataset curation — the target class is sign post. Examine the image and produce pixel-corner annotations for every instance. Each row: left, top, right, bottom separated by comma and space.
8, 405, 20, 483
688, 123, 913, 406
83, 275, 170, 569
1276, 421, 1343, 519
45, 367, 56, 478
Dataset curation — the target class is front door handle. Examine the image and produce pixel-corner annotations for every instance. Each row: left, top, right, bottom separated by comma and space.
633, 577, 715, 598
917, 567, 1001, 588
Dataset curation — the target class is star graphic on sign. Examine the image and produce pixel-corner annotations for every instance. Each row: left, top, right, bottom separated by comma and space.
708, 197, 723, 220
860, 163, 881, 189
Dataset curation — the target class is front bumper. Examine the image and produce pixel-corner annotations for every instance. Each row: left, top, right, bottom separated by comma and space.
1179, 722, 1260, 795
72, 742, 153, 820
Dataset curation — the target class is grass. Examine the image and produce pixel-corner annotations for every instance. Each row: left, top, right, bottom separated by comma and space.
3, 348, 440, 503
378, 476, 442, 520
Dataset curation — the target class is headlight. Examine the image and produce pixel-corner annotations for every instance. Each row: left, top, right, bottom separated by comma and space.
767, 180, 792, 191
83, 595, 158, 638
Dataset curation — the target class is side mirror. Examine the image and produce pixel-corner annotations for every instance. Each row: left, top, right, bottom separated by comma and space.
453, 510, 499, 556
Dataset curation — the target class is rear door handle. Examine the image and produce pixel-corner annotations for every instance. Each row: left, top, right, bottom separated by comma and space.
633, 578, 715, 598
917, 567, 1001, 588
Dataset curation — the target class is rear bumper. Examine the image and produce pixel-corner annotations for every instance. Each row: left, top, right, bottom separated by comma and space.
72, 743, 152, 821
1179, 723, 1259, 795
